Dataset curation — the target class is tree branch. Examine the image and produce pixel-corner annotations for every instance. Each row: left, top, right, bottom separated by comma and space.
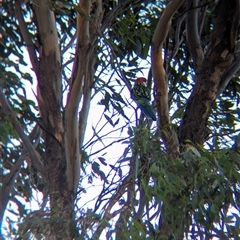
79, 0, 102, 149
33, 0, 62, 107
92, 175, 132, 239
179, 0, 239, 145
152, 0, 185, 50
170, 12, 186, 61
0, 124, 41, 226
0, 88, 44, 174
33, 0, 60, 61
186, 0, 203, 73
61, 32, 77, 56
15, 0, 39, 72
3, 123, 41, 189
65, 0, 103, 192
65, 0, 91, 192
0, 153, 27, 228
217, 56, 240, 97
151, 0, 184, 157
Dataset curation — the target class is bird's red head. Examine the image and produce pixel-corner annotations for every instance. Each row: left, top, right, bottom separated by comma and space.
135, 77, 147, 84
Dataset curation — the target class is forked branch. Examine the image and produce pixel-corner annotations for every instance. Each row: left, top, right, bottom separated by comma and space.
65, 0, 103, 192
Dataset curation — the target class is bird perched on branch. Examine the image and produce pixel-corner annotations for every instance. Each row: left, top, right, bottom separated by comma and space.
131, 77, 156, 121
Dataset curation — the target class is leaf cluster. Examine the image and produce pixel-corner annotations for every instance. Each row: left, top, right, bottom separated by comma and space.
1, 0, 240, 239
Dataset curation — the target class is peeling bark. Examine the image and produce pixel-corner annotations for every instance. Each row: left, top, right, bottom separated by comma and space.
32, 0, 75, 238
179, 0, 239, 145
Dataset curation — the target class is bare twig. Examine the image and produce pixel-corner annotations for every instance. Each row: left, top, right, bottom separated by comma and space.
92, 175, 133, 239
171, 12, 186, 61
61, 32, 77, 55
102, 38, 132, 91
88, 138, 129, 157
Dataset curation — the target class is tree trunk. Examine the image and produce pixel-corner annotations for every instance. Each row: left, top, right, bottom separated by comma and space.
31, 1, 77, 238
179, 0, 239, 145
152, 0, 239, 238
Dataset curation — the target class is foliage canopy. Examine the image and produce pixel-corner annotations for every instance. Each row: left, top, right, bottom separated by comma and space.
1, 0, 240, 239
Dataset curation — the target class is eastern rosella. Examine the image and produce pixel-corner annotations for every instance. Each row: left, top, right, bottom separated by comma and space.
131, 77, 156, 121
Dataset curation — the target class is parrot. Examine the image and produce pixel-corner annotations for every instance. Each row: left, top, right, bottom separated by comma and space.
131, 77, 156, 121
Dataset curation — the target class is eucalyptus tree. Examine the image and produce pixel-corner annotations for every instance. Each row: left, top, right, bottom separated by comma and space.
1, 0, 239, 239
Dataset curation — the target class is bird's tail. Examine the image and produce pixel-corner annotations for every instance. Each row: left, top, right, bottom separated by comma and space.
139, 104, 156, 121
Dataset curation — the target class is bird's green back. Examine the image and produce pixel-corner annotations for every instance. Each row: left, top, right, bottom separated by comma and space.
132, 84, 151, 103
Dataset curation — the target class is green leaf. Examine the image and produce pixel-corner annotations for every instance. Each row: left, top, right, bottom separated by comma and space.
92, 161, 100, 174
98, 157, 107, 166
104, 114, 114, 126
